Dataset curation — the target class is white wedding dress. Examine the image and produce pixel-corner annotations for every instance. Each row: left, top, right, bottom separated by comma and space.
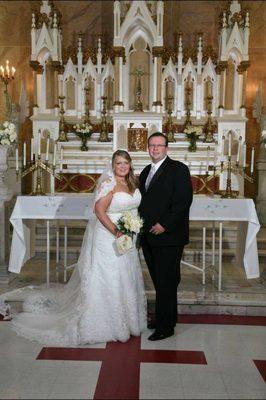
1, 187, 147, 346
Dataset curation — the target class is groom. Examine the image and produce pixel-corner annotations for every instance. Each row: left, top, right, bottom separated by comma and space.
139, 132, 193, 341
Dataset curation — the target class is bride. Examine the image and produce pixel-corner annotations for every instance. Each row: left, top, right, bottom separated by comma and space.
0, 150, 147, 345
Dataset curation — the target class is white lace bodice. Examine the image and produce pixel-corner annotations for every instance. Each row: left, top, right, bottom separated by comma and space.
107, 189, 141, 214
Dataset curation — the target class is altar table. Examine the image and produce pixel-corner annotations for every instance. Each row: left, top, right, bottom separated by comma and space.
8, 195, 260, 290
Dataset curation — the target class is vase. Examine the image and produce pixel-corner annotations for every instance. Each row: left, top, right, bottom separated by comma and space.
0, 146, 10, 196
80, 135, 89, 151
188, 139, 197, 152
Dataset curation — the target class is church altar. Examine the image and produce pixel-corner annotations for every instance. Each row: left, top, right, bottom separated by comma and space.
15, 0, 253, 197
8, 195, 260, 290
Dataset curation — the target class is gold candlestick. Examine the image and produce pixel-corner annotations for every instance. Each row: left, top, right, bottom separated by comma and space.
84, 82, 91, 124
204, 95, 215, 143
183, 82, 192, 131
166, 95, 175, 142
57, 95, 68, 142
98, 96, 110, 142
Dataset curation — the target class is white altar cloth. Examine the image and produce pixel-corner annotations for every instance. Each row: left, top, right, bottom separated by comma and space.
9, 195, 260, 281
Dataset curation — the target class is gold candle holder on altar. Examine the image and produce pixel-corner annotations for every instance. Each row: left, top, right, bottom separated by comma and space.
183, 81, 192, 131
16, 133, 62, 196
84, 82, 91, 124
165, 95, 175, 142
57, 95, 68, 142
204, 95, 215, 143
98, 96, 110, 142
218, 132, 254, 198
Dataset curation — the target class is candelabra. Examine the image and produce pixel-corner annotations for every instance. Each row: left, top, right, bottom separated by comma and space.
217, 131, 254, 198
57, 95, 68, 142
165, 95, 175, 142
16, 135, 62, 196
0, 60, 16, 118
98, 96, 110, 142
204, 95, 215, 143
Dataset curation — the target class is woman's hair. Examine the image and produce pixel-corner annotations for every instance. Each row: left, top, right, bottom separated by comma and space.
112, 150, 138, 192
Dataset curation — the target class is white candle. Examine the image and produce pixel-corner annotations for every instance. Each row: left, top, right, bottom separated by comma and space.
45, 137, 50, 161
31, 138, 34, 161
53, 143, 56, 166
60, 148, 63, 172
243, 142, 246, 168
250, 146, 255, 174
221, 135, 225, 161
236, 136, 242, 163
38, 130, 41, 156
23, 142, 26, 167
206, 146, 210, 172
228, 131, 232, 157
15, 148, 19, 171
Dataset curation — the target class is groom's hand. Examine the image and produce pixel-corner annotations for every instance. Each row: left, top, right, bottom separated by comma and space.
150, 223, 165, 235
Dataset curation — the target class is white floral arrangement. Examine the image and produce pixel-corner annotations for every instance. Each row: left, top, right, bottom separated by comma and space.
184, 125, 203, 138
115, 211, 144, 255
0, 121, 17, 146
73, 123, 93, 136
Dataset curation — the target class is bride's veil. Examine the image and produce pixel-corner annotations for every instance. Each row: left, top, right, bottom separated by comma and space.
0, 159, 116, 322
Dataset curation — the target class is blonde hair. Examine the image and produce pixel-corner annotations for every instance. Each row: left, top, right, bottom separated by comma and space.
112, 150, 138, 193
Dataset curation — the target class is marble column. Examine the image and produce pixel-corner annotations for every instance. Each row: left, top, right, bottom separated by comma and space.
256, 136, 266, 224
113, 47, 125, 111
216, 61, 227, 114
152, 47, 164, 111
237, 61, 250, 111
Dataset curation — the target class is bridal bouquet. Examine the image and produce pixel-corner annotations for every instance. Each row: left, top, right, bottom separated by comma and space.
0, 121, 17, 146
115, 211, 144, 255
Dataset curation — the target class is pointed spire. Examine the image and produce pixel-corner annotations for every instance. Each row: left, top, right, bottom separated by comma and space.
245, 11, 250, 28
177, 32, 183, 75
31, 13, 36, 29
97, 38, 102, 72
53, 12, 58, 29
197, 33, 203, 74
222, 12, 227, 28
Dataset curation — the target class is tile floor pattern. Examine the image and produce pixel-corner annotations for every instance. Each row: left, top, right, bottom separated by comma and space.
0, 315, 265, 399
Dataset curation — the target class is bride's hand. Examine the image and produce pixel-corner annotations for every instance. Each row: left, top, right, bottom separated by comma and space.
115, 230, 123, 238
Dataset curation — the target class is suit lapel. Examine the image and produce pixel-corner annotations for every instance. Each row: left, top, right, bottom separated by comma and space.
146, 156, 170, 192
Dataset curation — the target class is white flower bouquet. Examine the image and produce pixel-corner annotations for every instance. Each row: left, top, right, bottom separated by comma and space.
73, 123, 93, 151
184, 125, 203, 138
73, 123, 93, 135
0, 121, 17, 146
115, 211, 144, 255
184, 125, 203, 152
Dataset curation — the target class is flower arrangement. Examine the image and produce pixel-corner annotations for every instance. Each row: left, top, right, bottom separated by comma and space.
184, 125, 203, 152
115, 211, 144, 255
0, 121, 17, 146
73, 122, 93, 151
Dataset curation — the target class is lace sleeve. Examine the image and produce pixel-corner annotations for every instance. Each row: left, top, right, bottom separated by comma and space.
94, 177, 116, 205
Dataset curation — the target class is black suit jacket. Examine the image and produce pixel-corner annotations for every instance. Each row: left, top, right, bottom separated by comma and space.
139, 156, 193, 247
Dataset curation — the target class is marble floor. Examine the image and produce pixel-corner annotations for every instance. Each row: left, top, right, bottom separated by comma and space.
0, 258, 266, 399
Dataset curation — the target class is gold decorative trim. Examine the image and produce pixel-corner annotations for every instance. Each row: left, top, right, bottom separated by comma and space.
215, 61, 228, 75
83, 47, 97, 64
237, 61, 250, 74
29, 60, 43, 74
152, 46, 164, 58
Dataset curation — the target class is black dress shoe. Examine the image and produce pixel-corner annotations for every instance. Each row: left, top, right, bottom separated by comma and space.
147, 322, 156, 329
148, 328, 174, 341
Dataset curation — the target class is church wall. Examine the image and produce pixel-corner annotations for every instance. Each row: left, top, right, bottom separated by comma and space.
0, 0, 265, 197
